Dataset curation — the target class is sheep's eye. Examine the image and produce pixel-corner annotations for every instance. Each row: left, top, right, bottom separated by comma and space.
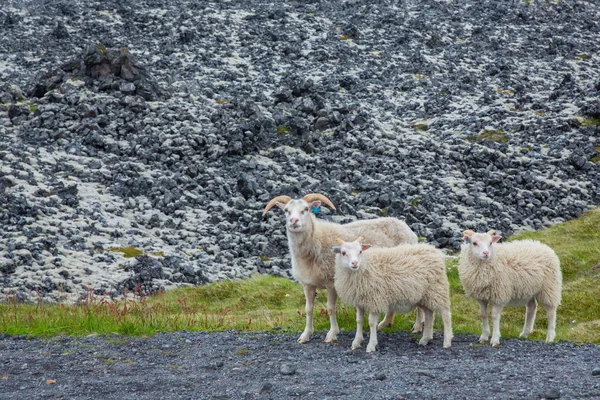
473, 242, 478, 247
342, 252, 346, 256
304, 208, 308, 212
359, 251, 362, 254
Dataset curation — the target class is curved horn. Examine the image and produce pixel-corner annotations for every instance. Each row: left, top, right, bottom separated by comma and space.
262, 195, 292, 216
487, 229, 495, 235
302, 193, 336, 211
336, 238, 345, 244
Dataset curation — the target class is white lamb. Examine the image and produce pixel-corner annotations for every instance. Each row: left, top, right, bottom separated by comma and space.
262, 193, 419, 343
458, 230, 562, 346
333, 238, 453, 352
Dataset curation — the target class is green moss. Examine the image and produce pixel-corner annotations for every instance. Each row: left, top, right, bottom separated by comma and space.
109, 247, 144, 258
29, 104, 38, 113
351, 190, 361, 195
380, 208, 388, 216
258, 255, 270, 262
277, 126, 291, 135
414, 124, 429, 132
575, 53, 592, 61
339, 34, 350, 40
410, 198, 419, 207
215, 99, 230, 105
466, 129, 508, 143
96, 43, 106, 53
576, 116, 600, 127
148, 251, 165, 257
591, 147, 600, 165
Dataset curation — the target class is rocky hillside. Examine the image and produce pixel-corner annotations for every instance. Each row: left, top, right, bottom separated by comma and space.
1, 0, 599, 302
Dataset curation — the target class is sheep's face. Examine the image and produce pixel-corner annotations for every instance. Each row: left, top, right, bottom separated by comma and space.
276, 199, 319, 233
333, 241, 372, 271
463, 231, 501, 261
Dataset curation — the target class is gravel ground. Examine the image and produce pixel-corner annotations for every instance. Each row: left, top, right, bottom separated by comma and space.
0, 0, 599, 302
1, 331, 600, 399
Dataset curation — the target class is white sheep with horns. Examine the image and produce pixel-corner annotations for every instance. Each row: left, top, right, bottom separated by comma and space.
333, 237, 453, 351
458, 229, 562, 346
262, 193, 419, 343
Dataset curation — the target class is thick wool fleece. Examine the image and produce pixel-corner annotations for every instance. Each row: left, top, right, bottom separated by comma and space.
458, 240, 562, 308
334, 243, 450, 314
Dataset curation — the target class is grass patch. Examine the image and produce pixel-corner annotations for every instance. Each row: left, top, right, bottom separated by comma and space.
1, 210, 599, 344
466, 129, 508, 143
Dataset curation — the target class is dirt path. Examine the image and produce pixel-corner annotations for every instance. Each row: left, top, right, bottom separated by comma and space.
1, 331, 599, 399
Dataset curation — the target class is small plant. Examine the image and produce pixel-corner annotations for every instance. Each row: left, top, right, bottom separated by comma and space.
215, 99, 230, 105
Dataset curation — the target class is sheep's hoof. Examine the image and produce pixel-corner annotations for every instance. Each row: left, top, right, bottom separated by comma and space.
377, 322, 390, 330
366, 345, 377, 353
491, 341, 501, 347
411, 327, 423, 334
324, 337, 338, 343
351, 344, 361, 350
478, 337, 489, 343
519, 331, 530, 338
297, 337, 310, 344
418, 338, 430, 346
443, 343, 452, 349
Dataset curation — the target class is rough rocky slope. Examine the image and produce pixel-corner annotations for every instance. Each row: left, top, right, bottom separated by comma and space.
1, 0, 599, 302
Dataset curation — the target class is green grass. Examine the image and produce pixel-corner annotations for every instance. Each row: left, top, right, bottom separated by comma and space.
1, 209, 599, 343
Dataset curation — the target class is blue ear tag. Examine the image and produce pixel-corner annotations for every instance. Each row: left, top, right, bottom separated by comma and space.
465, 239, 470, 244
311, 205, 320, 214
332, 247, 339, 252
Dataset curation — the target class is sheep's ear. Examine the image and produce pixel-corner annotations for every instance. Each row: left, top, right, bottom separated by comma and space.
491, 235, 501, 244
309, 200, 322, 208
463, 230, 474, 244
275, 202, 287, 211
361, 244, 372, 251
332, 247, 341, 254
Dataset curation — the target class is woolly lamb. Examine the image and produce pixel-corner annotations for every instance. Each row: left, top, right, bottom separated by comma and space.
458, 230, 562, 346
262, 193, 418, 344
333, 238, 453, 352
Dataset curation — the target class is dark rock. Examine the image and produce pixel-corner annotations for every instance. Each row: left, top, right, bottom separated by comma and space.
280, 364, 296, 375
538, 389, 560, 399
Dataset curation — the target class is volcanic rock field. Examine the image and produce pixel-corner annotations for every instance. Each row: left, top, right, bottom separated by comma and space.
0, 0, 599, 302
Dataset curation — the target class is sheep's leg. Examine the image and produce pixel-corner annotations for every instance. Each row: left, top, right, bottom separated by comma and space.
298, 285, 316, 343
366, 312, 379, 352
478, 300, 490, 343
418, 307, 434, 346
352, 307, 364, 350
324, 288, 339, 343
520, 298, 537, 338
377, 312, 394, 330
490, 303, 504, 347
544, 305, 557, 343
440, 307, 453, 348
412, 307, 425, 333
